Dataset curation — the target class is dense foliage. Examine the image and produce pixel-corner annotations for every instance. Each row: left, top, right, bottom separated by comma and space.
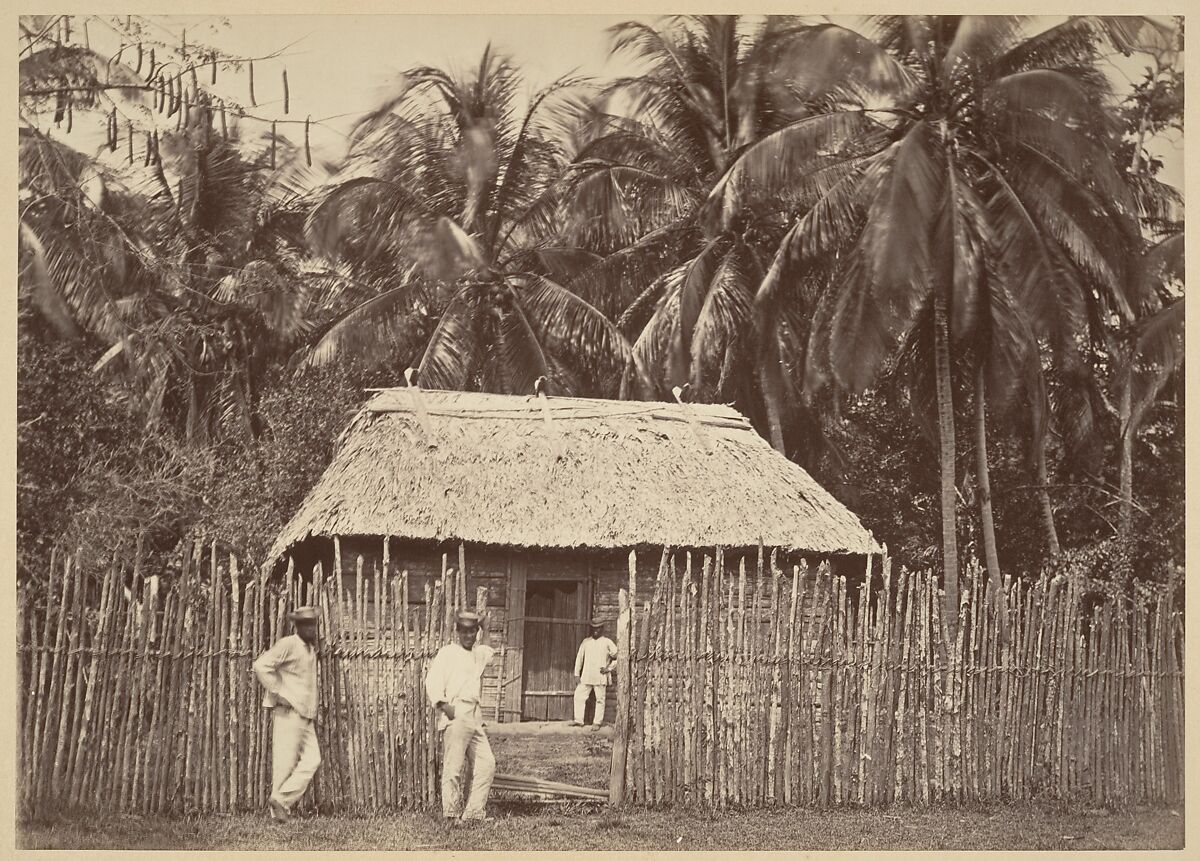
17, 15, 1184, 593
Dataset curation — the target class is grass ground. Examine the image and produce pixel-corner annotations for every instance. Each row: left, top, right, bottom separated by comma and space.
18, 802, 1184, 851
17, 726, 1185, 851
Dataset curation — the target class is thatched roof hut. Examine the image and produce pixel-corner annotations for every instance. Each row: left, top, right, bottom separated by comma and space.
270, 388, 877, 722
269, 388, 877, 561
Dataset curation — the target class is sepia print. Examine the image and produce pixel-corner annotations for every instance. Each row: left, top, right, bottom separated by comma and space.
15, 12, 1185, 852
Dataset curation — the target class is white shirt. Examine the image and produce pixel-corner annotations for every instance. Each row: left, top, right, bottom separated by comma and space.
425, 642, 495, 730
575, 636, 617, 685
253, 634, 318, 719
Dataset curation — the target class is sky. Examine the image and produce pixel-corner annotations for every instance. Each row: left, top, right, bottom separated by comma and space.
38, 14, 1187, 189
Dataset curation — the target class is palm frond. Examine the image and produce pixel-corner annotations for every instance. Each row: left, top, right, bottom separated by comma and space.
415, 286, 480, 390
772, 22, 918, 98
496, 288, 552, 395
18, 220, 82, 339
301, 275, 432, 370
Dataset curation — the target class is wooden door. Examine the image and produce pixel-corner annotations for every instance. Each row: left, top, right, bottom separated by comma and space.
522, 579, 589, 720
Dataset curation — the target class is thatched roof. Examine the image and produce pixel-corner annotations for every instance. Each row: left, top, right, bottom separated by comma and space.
269, 389, 878, 561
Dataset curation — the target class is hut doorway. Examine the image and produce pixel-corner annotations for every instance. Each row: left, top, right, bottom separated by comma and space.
521, 578, 591, 720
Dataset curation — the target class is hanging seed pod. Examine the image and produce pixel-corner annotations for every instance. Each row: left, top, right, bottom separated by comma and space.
270, 121, 277, 169
144, 131, 153, 167
210, 54, 217, 85
156, 77, 165, 113
65, 98, 73, 134
189, 64, 199, 93
248, 60, 256, 107
183, 96, 191, 129
63, 16, 71, 44
153, 130, 161, 165
219, 101, 228, 138
282, 68, 290, 115
54, 91, 66, 125
127, 121, 135, 164
181, 29, 186, 59
111, 109, 119, 151
147, 47, 156, 81
304, 116, 312, 167
135, 42, 144, 74
83, 20, 90, 49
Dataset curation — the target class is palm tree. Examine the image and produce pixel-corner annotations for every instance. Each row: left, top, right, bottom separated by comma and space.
19, 14, 321, 444
302, 48, 639, 396
20, 117, 325, 443
720, 16, 1158, 624
561, 15, 823, 454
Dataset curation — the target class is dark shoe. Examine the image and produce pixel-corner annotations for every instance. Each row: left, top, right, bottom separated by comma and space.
591, 724, 602, 731
567, 720, 583, 727
268, 797, 290, 822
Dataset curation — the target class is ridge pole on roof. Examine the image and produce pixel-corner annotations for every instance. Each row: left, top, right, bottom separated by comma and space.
404, 367, 437, 449
534, 377, 562, 463
672, 385, 712, 455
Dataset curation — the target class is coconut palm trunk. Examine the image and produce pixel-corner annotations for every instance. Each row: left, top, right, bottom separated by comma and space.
974, 364, 1001, 583
1033, 432, 1061, 558
933, 294, 959, 630
1118, 367, 1134, 538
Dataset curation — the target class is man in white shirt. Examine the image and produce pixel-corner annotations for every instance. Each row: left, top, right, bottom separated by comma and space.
253, 605, 321, 822
425, 610, 496, 823
570, 618, 617, 730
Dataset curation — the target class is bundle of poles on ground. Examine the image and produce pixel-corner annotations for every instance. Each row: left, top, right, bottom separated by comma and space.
608, 549, 1185, 808
16, 539, 1184, 818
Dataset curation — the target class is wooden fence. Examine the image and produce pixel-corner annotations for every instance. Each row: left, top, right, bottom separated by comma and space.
609, 550, 1185, 808
17, 542, 1185, 817
16, 541, 474, 816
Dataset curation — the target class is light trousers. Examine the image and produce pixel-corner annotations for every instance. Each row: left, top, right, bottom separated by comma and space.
573, 683, 608, 725
271, 707, 322, 810
440, 711, 495, 819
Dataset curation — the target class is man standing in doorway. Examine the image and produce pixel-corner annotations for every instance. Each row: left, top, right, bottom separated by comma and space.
253, 605, 321, 822
426, 610, 496, 823
570, 618, 616, 730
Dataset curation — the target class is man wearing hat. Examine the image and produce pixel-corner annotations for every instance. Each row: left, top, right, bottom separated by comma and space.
570, 618, 617, 730
253, 605, 321, 822
425, 610, 496, 823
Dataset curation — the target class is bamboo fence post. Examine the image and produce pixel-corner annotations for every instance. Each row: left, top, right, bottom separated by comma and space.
89, 569, 126, 810
609, 588, 632, 806
29, 549, 60, 803
50, 553, 82, 805
67, 562, 114, 807
781, 564, 799, 804
767, 554, 783, 804
149, 588, 177, 810
854, 568, 869, 806
226, 555, 241, 810
61, 562, 94, 806
699, 555, 714, 806
106, 561, 134, 812
734, 557, 746, 808
162, 585, 191, 813
892, 569, 913, 802
36, 552, 70, 806
381, 566, 394, 809
136, 586, 168, 812
665, 552, 680, 803
836, 571, 849, 806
